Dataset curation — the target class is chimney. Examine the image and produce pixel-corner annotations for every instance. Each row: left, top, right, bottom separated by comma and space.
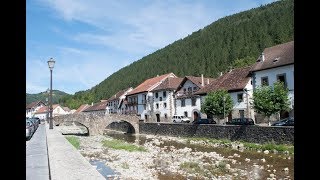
207, 78, 209, 85
201, 74, 204, 86
261, 52, 265, 61
220, 72, 223, 76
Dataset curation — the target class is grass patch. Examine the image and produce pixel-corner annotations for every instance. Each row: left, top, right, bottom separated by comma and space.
184, 137, 293, 154
180, 162, 201, 173
102, 139, 147, 152
121, 162, 129, 169
241, 141, 294, 154
65, 136, 80, 149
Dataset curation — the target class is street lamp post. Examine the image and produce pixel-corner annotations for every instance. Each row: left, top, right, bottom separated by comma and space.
47, 58, 55, 129
46, 88, 49, 123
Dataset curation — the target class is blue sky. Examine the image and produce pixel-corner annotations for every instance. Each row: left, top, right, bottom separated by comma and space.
27, 0, 276, 95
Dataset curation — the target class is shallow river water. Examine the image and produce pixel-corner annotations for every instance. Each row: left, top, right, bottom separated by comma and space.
102, 130, 293, 179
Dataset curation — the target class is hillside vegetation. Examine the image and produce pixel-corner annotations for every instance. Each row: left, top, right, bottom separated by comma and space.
59, 0, 293, 109
26, 90, 70, 105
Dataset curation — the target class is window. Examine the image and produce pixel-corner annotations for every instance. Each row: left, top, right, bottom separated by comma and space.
144, 104, 146, 110
277, 73, 287, 88
159, 97, 162, 101
261, 76, 269, 86
183, 88, 186, 93
156, 103, 159, 109
237, 93, 243, 102
181, 99, 185, 107
191, 98, 196, 106
163, 91, 166, 98
188, 87, 192, 92
193, 87, 197, 91
164, 113, 167, 119
184, 111, 188, 117
164, 103, 167, 108
155, 92, 158, 98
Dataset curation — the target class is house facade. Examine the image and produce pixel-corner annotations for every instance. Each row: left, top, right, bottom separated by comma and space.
175, 75, 214, 122
52, 104, 69, 117
26, 101, 46, 118
150, 77, 183, 122
33, 106, 49, 120
82, 101, 108, 116
196, 66, 255, 124
126, 73, 177, 121
106, 87, 133, 114
250, 41, 294, 123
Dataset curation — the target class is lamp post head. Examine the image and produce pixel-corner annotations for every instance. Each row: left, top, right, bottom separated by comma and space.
47, 58, 55, 70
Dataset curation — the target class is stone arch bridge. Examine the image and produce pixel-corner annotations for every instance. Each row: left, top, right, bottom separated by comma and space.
53, 113, 140, 135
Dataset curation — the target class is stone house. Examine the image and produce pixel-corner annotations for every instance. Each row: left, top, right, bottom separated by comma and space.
150, 77, 183, 122
250, 41, 294, 123
126, 73, 177, 121
82, 101, 108, 116
106, 87, 133, 114
196, 66, 255, 124
26, 101, 46, 118
174, 75, 214, 122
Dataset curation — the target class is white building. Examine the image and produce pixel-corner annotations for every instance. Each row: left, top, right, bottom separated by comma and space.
26, 101, 46, 118
126, 73, 176, 121
175, 75, 214, 122
250, 41, 294, 122
196, 66, 255, 124
33, 106, 49, 120
106, 87, 133, 114
82, 101, 108, 116
150, 77, 183, 122
52, 104, 69, 117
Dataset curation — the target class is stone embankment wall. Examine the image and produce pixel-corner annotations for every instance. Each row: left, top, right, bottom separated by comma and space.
138, 123, 294, 144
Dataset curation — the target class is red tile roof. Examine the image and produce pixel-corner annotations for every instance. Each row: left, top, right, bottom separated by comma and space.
251, 41, 294, 72
176, 76, 215, 92
34, 106, 49, 114
152, 77, 183, 91
127, 73, 176, 96
83, 101, 108, 112
196, 66, 252, 94
75, 104, 90, 113
107, 87, 132, 101
26, 101, 45, 109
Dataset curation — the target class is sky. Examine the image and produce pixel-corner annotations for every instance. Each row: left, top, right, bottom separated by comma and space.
27, 0, 277, 95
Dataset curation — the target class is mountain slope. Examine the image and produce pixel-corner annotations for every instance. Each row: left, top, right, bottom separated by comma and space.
61, 0, 293, 109
26, 90, 70, 105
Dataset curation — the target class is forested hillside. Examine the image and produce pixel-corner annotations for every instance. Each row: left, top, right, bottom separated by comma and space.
60, 0, 293, 109
26, 90, 70, 105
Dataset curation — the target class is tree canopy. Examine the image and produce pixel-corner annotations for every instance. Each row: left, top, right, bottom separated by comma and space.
201, 90, 233, 118
252, 81, 290, 121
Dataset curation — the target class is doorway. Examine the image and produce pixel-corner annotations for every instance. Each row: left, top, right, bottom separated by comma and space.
156, 114, 160, 122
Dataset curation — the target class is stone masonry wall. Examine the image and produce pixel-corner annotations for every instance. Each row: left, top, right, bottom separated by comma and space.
139, 123, 294, 144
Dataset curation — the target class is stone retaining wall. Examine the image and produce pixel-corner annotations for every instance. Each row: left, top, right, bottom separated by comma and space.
139, 123, 294, 144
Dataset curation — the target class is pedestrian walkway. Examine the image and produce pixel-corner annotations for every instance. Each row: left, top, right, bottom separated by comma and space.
46, 123, 105, 180
26, 122, 105, 180
26, 123, 50, 180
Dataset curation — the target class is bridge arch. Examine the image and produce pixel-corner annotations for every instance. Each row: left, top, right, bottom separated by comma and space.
53, 113, 140, 135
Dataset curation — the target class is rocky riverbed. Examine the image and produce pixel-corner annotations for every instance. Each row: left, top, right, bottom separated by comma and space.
69, 132, 293, 180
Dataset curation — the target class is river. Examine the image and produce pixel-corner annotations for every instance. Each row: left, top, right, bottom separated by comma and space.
71, 129, 293, 180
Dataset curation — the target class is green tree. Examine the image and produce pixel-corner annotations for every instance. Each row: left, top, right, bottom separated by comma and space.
201, 90, 233, 120
232, 56, 256, 68
252, 81, 290, 125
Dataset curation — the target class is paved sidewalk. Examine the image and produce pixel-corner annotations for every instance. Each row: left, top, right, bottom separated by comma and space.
26, 123, 50, 180
46, 124, 105, 180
